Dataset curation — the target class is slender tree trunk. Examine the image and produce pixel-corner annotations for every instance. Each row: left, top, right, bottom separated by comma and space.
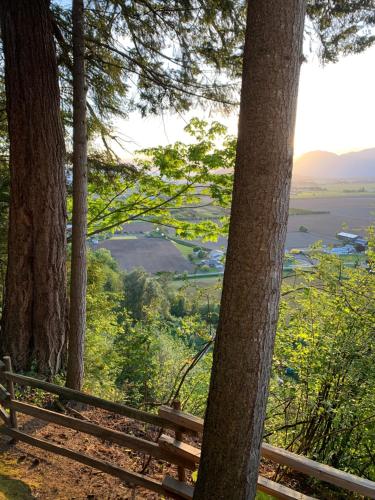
0, 0, 67, 375
194, 1, 306, 499
66, 0, 88, 390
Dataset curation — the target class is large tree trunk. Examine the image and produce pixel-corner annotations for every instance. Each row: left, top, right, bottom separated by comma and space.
66, 0, 88, 390
193, 1, 305, 499
0, 0, 67, 375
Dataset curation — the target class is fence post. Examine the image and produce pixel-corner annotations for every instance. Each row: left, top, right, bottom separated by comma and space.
3, 356, 17, 429
172, 400, 185, 482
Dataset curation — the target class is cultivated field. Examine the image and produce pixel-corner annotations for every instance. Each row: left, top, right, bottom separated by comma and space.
286, 196, 374, 249
191, 196, 374, 251
101, 194, 373, 275
189, 195, 375, 250
170, 274, 223, 299
99, 237, 195, 274
122, 221, 154, 233
291, 181, 375, 199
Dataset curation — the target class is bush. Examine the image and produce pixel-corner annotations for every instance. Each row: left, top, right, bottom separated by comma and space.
266, 251, 375, 479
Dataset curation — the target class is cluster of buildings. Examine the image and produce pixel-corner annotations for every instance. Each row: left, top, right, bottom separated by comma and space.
325, 232, 368, 255
193, 230, 368, 275
197, 249, 225, 271
336, 232, 368, 248
289, 232, 368, 257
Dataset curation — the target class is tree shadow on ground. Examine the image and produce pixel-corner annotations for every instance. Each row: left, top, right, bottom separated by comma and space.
0, 473, 35, 499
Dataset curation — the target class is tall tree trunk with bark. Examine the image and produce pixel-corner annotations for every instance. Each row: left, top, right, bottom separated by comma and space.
66, 0, 88, 390
194, 1, 306, 498
0, 0, 67, 375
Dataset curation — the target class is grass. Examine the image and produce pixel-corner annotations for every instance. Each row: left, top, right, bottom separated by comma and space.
171, 241, 194, 260
328, 182, 375, 192
174, 205, 335, 220
110, 235, 138, 240
170, 275, 223, 299
256, 493, 276, 500
292, 182, 375, 199
338, 254, 367, 265
174, 204, 227, 221
289, 208, 330, 216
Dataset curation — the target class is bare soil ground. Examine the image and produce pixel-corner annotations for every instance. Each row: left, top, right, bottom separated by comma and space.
285, 196, 375, 249
0, 408, 186, 499
191, 196, 375, 251
122, 223, 155, 234
98, 238, 194, 274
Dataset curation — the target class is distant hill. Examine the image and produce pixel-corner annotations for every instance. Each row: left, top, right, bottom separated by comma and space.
293, 148, 375, 179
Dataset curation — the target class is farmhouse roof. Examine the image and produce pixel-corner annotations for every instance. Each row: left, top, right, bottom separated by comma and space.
337, 232, 359, 240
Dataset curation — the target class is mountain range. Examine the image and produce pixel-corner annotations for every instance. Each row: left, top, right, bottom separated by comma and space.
293, 148, 375, 179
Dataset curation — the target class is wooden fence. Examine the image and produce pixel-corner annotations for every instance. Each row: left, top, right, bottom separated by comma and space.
0, 356, 374, 499
157, 406, 375, 499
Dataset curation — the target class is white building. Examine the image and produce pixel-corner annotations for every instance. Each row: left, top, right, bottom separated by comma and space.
337, 232, 359, 242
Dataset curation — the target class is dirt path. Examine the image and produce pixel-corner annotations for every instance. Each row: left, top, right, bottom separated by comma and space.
0, 408, 183, 499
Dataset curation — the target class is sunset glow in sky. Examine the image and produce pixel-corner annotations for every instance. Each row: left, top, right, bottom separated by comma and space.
294, 45, 375, 157
116, 45, 375, 159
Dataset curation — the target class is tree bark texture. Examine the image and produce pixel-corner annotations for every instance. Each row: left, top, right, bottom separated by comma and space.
193, 1, 306, 499
0, 0, 67, 375
66, 0, 88, 391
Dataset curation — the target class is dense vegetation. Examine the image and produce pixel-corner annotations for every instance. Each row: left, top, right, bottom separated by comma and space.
81, 240, 375, 481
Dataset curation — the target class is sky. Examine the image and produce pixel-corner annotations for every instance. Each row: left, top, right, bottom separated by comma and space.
114, 45, 375, 159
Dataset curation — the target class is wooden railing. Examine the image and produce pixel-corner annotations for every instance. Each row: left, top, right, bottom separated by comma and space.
157, 405, 375, 499
0, 357, 193, 499
0, 356, 374, 499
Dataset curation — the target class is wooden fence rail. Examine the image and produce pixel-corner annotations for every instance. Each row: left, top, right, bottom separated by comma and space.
158, 405, 375, 499
0, 359, 374, 499
3, 357, 17, 428
1, 370, 180, 430
3, 399, 195, 470
0, 360, 188, 499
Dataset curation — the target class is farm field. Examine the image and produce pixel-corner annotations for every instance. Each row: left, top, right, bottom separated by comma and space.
170, 274, 223, 299
122, 221, 154, 233
99, 194, 373, 275
176, 195, 374, 251
170, 268, 307, 295
285, 196, 374, 249
291, 181, 375, 199
98, 237, 195, 274
171, 240, 195, 259
289, 207, 329, 215
110, 235, 137, 240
